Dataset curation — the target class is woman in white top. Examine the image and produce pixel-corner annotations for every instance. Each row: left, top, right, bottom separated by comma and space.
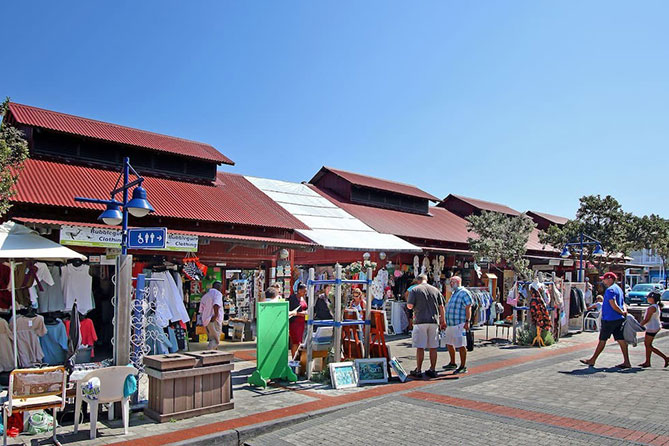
639, 292, 668, 368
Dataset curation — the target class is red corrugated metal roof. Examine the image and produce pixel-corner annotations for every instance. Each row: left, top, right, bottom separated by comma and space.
11, 159, 308, 231
13, 217, 314, 248
314, 186, 559, 254
312, 186, 471, 244
527, 211, 569, 226
527, 228, 559, 253
311, 166, 440, 201
7, 103, 233, 165
443, 194, 521, 216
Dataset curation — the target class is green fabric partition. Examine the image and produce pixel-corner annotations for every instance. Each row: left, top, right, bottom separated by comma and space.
248, 301, 297, 388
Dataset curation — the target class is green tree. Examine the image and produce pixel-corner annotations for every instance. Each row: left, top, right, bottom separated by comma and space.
467, 211, 537, 279
539, 195, 637, 273
0, 97, 29, 216
634, 214, 669, 283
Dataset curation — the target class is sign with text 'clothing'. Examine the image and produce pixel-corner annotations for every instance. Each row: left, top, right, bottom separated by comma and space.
59, 225, 198, 252
128, 227, 166, 249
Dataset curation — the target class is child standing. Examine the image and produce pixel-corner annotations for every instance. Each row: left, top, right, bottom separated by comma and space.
639, 291, 669, 368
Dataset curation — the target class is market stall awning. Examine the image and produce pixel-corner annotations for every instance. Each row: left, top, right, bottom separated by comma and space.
13, 218, 316, 251
245, 176, 421, 253
0, 221, 87, 262
295, 228, 420, 252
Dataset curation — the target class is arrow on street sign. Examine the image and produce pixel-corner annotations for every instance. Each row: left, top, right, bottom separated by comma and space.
127, 227, 167, 249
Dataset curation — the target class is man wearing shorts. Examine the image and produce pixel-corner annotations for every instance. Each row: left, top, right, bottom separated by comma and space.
443, 276, 473, 374
407, 274, 445, 379
581, 272, 631, 368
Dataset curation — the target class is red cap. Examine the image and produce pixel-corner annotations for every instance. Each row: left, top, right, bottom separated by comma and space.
599, 272, 617, 281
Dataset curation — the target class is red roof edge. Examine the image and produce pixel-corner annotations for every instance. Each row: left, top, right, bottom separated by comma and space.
7, 102, 234, 165
311, 166, 440, 202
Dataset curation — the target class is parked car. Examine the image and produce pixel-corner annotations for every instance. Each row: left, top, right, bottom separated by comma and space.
661, 290, 669, 328
626, 283, 665, 305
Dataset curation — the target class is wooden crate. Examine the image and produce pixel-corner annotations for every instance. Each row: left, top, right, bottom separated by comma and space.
144, 358, 234, 422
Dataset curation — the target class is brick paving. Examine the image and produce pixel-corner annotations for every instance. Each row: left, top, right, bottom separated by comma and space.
4, 332, 666, 445
248, 335, 669, 446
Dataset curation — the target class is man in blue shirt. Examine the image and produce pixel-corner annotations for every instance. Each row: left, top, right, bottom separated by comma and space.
443, 276, 473, 374
581, 272, 631, 368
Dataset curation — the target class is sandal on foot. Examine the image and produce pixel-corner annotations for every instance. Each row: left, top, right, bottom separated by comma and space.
615, 363, 631, 369
638, 363, 651, 368
579, 359, 594, 367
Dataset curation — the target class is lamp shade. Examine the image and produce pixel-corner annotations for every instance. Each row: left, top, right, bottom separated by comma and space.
560, 246, 571, 258
127, 186, 154, 218
98, 204, 123, 226
593, 244, 605, 256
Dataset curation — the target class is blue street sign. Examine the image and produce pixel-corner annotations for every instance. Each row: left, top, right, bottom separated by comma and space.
127, 227, 167, 249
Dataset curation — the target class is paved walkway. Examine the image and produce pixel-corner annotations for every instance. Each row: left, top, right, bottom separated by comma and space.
250, 335, 669, 446
4, 331, 667, 445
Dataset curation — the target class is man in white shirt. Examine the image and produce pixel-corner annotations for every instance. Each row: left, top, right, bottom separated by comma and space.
199, 281, 224, 350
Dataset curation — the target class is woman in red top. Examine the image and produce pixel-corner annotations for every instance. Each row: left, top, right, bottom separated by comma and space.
288, 283, 308, 357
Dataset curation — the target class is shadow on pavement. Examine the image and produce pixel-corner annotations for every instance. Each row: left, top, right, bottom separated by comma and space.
558, 366, 645, 376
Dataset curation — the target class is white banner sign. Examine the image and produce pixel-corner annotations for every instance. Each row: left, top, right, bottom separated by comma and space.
60, 225, 198, 252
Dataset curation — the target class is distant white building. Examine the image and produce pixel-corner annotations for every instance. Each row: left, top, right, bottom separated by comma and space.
627, 249, 665, 285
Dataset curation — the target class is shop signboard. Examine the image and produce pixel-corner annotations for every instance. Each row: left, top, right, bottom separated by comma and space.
60, 225, 198, 252
128, 227, 167, 249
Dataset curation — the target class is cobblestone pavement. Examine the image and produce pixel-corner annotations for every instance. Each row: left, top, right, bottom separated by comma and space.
247, 336, 669, 446
5, 332, 667, 445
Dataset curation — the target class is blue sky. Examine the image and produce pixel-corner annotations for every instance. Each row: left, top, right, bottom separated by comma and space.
3, 1, 668, 218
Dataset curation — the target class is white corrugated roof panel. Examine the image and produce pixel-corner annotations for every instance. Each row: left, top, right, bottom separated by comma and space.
245, 176, 421, 252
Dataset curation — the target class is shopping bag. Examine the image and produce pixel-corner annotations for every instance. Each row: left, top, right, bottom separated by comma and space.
466, 330, 474, 352
27, 410, 56, 434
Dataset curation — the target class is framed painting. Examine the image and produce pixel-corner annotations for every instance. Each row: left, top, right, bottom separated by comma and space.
355, 358, 388, 384
329, 361, 358, 389
389, 356, 408, 383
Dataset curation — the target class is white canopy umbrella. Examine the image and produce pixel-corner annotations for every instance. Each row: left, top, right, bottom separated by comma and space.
0, 221, 86, 369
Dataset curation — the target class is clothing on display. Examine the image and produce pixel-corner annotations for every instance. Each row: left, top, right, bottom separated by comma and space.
64, 317, 98, 356
0, 318, 14, 372
28, 262, 53, 307
569, 287, 586, 318
39, 319, 68, 365
10, 314, 48, 368
149, 271, 190, 327
14, 262, 37, 308
0, 263, 10, 309
62, 263, 94, 314
530, 295, 551, 330
466, 288, 494, 326
36, 265, 65, 313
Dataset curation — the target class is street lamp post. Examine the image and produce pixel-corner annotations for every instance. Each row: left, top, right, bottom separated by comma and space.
75, 157, 154, 366
561, 232, 605, 282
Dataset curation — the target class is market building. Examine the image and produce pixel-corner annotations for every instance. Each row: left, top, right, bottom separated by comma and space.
1, 102, 316, 363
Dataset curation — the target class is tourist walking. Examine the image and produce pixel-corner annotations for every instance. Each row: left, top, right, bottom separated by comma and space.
638, 291, 669, 368
443, 276, 473, 374
199, 281, 224, 350
580, 272, 631, 368
407, 274, 445, 379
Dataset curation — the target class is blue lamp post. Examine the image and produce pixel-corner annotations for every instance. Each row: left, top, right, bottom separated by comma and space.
74, 157, 153, 367
561, 232, 605, 282
75, 157, 154, 253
